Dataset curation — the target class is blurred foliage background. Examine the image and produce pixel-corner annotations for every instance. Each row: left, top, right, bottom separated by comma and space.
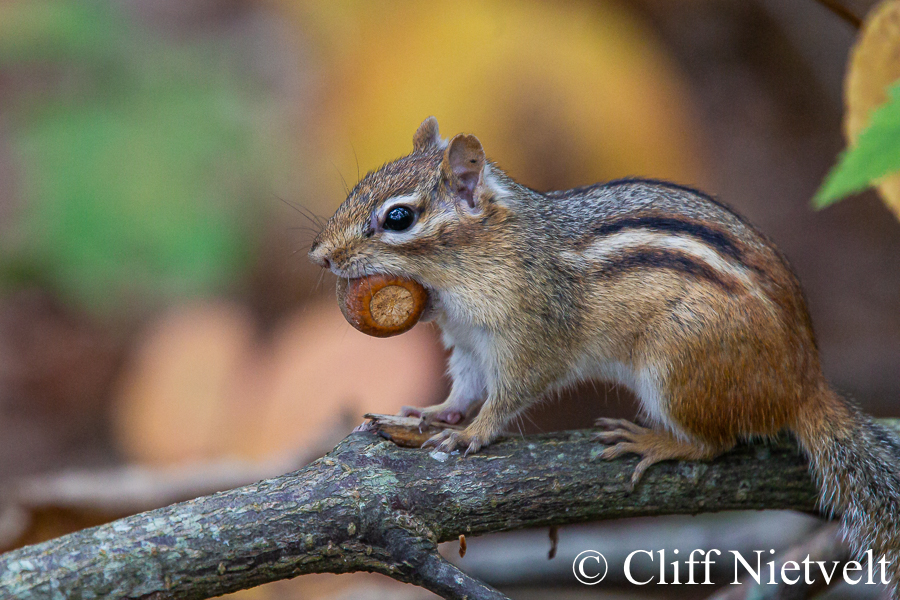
0, 1, 898, 598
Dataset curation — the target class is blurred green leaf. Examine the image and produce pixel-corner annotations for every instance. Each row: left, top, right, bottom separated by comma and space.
1, 1, 278, 313
814, 79, 900, 208
0, 1, 114, 63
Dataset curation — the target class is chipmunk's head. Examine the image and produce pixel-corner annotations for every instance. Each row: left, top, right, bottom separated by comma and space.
309, 117, 509, 285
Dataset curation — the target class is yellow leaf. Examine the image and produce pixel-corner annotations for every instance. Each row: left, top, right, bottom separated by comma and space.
279, 0, 707, 213
845, 0, 900, 219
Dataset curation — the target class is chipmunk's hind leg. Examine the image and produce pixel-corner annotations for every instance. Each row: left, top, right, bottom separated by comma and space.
593, 418, 730, 488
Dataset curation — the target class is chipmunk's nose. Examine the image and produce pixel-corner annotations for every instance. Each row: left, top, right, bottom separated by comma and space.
308, 244, 331, 269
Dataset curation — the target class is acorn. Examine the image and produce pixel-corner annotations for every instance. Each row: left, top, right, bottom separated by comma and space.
337, 274, 429, 338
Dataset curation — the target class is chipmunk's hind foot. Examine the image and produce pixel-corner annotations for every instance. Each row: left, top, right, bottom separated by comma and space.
593, 418, 725, 489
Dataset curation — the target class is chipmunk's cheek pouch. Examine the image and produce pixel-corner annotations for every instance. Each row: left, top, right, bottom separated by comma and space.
337, 274, 429, 337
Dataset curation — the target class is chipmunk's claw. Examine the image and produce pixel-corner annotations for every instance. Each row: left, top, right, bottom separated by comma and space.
463, 439, 482, 457
422, 429, 462, 452
352, 421, 375, 433
592, 418, 660, 489
422, 428, 483, 455
597, 443, 649, 490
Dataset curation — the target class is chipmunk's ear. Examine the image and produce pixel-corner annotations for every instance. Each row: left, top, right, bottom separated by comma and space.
412, 116, 443, 152
441, 134, 485, 209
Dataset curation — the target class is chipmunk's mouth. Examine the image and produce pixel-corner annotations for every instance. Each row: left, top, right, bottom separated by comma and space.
419, 291, 437, 322
330, 259, 380, 280
331, 266, 364, 279
333, 268, 438, 322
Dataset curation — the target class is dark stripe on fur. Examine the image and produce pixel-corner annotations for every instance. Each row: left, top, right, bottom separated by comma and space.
592, 216, 742, 262
601, 177, 752, 227
593, 248, 740, 292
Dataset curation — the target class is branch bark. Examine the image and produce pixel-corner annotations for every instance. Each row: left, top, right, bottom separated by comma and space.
5, 421, 897, 600
0, 413, 354, 552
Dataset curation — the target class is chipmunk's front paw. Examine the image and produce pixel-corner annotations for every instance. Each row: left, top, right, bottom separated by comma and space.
422, 428, 485, 456
400, 404, 465, 432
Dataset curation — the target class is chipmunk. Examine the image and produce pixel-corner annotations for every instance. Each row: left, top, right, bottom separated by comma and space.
309, 117, 900, 594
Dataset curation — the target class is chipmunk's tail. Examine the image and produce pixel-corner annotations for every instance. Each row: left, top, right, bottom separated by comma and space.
793, 386, 900, 598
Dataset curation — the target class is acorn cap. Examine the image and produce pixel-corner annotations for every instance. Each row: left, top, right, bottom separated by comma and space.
337, 274, 429, 338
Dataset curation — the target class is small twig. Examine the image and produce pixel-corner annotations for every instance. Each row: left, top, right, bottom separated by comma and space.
385, 530, 509, 600
416, 552, 509, 600
362, 413, 463, 447
548, 526, 559, 560
812, 0, 863, 28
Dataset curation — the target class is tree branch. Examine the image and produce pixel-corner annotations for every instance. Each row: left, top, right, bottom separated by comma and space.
0, 413, 354, 552
5, 420, 898, 600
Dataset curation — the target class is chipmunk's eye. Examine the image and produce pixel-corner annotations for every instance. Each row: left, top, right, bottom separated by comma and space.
383, 206, 415, 231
